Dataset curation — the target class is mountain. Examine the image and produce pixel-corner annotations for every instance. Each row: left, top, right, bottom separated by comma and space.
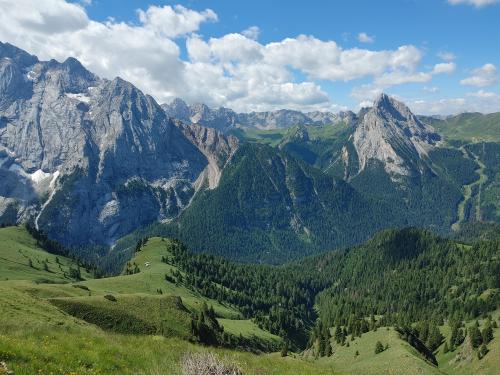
161, 142, 391, 263
419, 112, 500, 143
174, 121, 239, 189
0, 42, 236, 248
349, 93, 440, 177
162, 97, 354, 131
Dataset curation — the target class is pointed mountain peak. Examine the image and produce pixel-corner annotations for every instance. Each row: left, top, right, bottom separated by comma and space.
351, 95, 440, 177
373, 92, 392, 106
170, 97, 189, 109
372, 93, 413, 119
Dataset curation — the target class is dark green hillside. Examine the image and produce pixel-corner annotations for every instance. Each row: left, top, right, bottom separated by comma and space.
109, 135, 487, 268
348, 158, 463, 234
464, 142, 500, 222
161, 228, 499, 350
314, 228, 500, 327
165, 143, 392, 263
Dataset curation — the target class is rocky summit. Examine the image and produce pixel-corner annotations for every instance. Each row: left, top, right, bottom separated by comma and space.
349, 93, 441, 177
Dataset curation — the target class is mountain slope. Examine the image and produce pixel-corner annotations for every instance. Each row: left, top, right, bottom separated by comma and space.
0, 225, 93, 282
420, 112, 500, 143
112, 93, 481, 264
164, 142, 391, 263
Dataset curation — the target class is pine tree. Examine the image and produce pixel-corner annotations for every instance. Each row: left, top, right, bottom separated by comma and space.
469, 326, 483, 349
426, 324, 444, 351
478, 344, 489, 359
281, 340, 288, 357
334, 326, 343, 343
482, 323, 493, 344
375, 341, 384, 354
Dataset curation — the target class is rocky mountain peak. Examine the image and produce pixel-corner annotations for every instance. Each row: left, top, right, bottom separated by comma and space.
351, 93, 440, 177
0, 41, 38, 67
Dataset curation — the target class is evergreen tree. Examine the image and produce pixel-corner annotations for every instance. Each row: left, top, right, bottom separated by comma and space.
469, 325, 483, 349
334, 326, 343, 344
375, 341, 384, 354
281, 340, 289, 357
478, 344, 489, 359
426, 324, 444, 352
482, 323, 493, 344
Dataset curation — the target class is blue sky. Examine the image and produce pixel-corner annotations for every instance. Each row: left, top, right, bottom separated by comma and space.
1, 0, 499, 114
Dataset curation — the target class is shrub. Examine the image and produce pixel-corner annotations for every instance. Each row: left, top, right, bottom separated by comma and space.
180, 352, 242, 375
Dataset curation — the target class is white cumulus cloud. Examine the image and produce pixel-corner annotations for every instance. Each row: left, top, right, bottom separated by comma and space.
460, 63, 497, 87
432, 62, 456, 74
137, 4, 217, 38
437, 51, 456, 61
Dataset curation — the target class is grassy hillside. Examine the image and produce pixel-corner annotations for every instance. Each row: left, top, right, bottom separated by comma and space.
0, 282, 333, 375
421, 112, 500, 143
436, 311, 500, 375
316, 328, 443, 375
0, 225, 93, 282
80, 237, 242, 319
1, 229, 305, 374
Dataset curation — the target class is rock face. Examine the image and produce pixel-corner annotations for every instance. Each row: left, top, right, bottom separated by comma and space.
162, 98, 353, 131
174, 121, 239, 189
0, 42, 235, 247
350, 93, 440, 177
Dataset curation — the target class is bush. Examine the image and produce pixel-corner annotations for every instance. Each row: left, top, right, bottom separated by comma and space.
180, 352, 242, 375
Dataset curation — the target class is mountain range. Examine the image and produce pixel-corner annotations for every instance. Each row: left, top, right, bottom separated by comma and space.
162, 97, 356, 131
0, 41, 499, 265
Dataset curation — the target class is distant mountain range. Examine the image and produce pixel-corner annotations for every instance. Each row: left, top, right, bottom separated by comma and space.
1, 41, 499, 264
162, 97, 356, 131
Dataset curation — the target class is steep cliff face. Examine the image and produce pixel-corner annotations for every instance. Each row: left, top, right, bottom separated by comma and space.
0, 42, 212, 246
175, 121, 239, 189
